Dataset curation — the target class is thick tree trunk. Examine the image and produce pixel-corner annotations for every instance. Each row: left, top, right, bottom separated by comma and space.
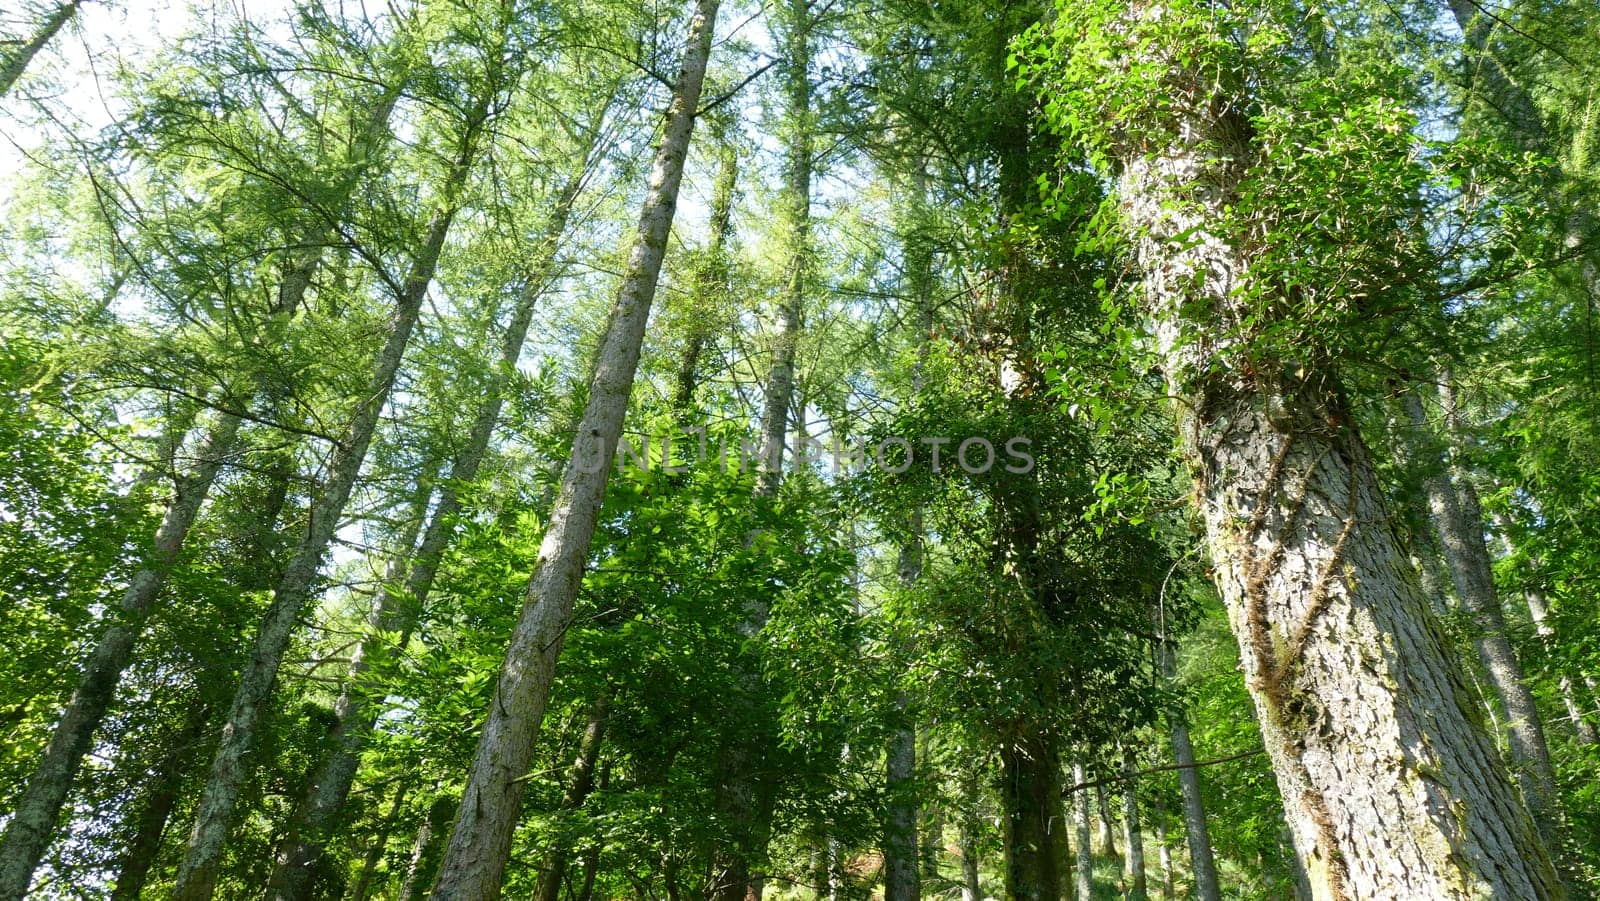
1000, 735, 1062, 901
1112, 22, 1563, 890
1155, 614, 1221, 901
1120, 754, 1146, 901
0, 412, 238, 901
172, 94, 489, 901
1071, 763, 1093, 901
108, 699, 213, 901
426, 6, 718, 896
533, 693, 611, 901
1402, 389, 1562, 847
266, 157, 589, 901
0, 0, 83, 98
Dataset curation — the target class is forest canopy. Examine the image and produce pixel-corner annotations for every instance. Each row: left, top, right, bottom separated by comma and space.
1, 0, 1598, 898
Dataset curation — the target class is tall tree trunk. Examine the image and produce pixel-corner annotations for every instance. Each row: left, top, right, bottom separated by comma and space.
1000, 735, 1061, 901
1119, 754, 1146, 901
885, 705, 920, 901
1154, 611, 1220, 901
108, 699, 213, 901
172, 87, 491, 901
266, 152, 591, 901
1524, 588, 1599, 744
1106, 9, 1563, 892
0, 411, 238, 901
958, 767, 983, 901
400, 796, 457, 901
350, 780, 411, 901
1401, 388, 1562, 847
673, 120, 738, 413
426, 5, 718, 896
1071, 763, 1093, 901
711, 3, 810, 895
533, 692, 611, 901
0, 0, 83, 98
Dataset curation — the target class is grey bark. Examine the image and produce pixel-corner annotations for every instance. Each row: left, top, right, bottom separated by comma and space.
425, 5, 718, 896
1120, 754, 1146, 901
1150, 798, 1173, 901
533, 692, 611, 901
1113, 9, 1563, 891
171, 91, 489, 901
1402, 388, 1562, 849
1094, 784, 1115, 860
400, 796, 457, 901
885, 705, 920, 901
0, 411, 239, 901
266, 152, 590, 901
1154, 613, 1220, 901
0, 0, 83, 99
958, 767, 982, 901
1071, 763, 1093, 901
1525, 588, 1599, 744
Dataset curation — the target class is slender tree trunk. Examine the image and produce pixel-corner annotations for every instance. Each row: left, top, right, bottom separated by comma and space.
674, 121, 738, 413
1120, 754, 1146, 901
172, 90, 491, 901
400, 796, 457, 901
1109, 12, 1562, 891
1524, 588, 1599, 744
108, 699, 213, 901
885, 704, 921, 901
426, 6, 718, 896
1402, 388, 1562, 847
350, 780, 411, 901
0, 0, 83, 98
1094, 784, 1116, 861
0, 411, 238, 901
1154, 612, 1220, 901
533, 692, 611, 901
1151, 798, 1173, 901
267, 154, 590, 901
958, 767, 983, 901
1000, 735, 1061, 901
1071, 763, 1093, 901
711, 3, 810, 894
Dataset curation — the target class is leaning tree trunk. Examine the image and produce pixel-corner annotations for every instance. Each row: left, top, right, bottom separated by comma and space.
1101, 7, 1564, 893
532, 692, 611, 901
350, 780, 411, 901
400, 796, 457, 901
266, 153, 592, 901
1154, 610, 1221, 901
0, 413, 236, 901
673, 119, 738, 412
1401, 388, 1562, 847
108, 699, 213, 901
171, 92, 490, 901
426, 5, 718, 896
0, 0, 83, 98
1000, 734, 1062, 901
1524, 588, 1600, 744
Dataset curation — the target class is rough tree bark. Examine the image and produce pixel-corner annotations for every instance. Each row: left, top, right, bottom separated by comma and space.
266, 148, 594, 901
172, 85, 490, 901
425, 4, 718, 896
1401, 388, 1562, 848
0, 0, 84, 98
1105, 5, 1564, 892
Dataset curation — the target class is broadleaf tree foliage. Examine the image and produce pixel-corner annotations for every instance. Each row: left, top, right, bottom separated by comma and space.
2, 0, 1599, 898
